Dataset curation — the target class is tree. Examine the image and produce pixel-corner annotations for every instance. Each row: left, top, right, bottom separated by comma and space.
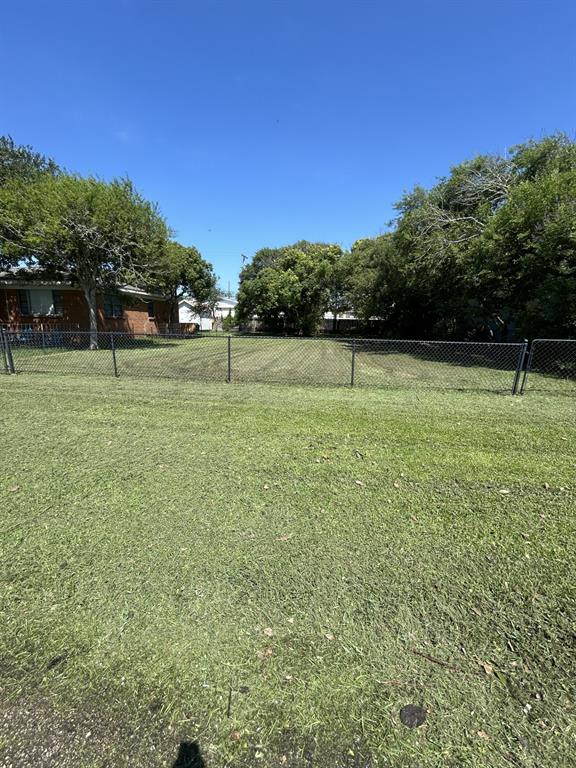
236, 241, 342, 334
362, 134, 576, 339
325, 252, 354, 332
154, 241, 217, 324
0, 135, 59, 187
346, 235, 402, 328
0, 173, 170, 347
0, 136, 59, 269
479, 158, 576, 338
194, 281, 221, 325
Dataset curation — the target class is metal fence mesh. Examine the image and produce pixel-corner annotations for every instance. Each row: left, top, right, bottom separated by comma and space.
231, 337, 352, 385
352, 339, 523, 391
111, 334, 229, 381
1, 330, 532, 393
521, 339, 576, 394
4, 329, 114, 378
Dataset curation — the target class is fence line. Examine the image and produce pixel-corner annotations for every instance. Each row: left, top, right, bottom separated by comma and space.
0, 321, 198, 336
0, 330, 545, 393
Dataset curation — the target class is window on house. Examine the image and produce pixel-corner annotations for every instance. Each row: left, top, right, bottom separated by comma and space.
18, 290, 30, 315
18, 289, 63, 316
104, 294, 123, 318
53, 291, 64, 316
147, 301, 155, 319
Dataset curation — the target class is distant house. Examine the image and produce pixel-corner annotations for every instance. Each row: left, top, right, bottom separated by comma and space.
0, 266, 172, 334
178, 296, 237, 331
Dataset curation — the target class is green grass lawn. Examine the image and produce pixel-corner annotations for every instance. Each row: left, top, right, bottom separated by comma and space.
1, 375, 575, 767
8, 335, 528, 392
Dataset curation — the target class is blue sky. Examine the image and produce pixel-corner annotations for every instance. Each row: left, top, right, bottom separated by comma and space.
1, 0, 574, 290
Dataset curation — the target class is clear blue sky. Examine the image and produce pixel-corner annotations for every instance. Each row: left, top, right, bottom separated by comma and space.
1, 0, 574, 291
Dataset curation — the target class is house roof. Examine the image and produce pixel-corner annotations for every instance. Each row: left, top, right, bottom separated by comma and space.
0, 264, 70, 286
0, 265, 167, 301
179, 296, 237, 309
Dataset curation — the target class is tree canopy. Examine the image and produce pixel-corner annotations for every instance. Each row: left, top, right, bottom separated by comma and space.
0, 136, 215, 344
237, 134, 575, 340
154, 241, 217, 321
236, 241, 343, 334
0, 135, 59, 188
381, 134, 576, 339
1, 173, 170, 344
2, 133, 574, 341
0, 136, 60, 269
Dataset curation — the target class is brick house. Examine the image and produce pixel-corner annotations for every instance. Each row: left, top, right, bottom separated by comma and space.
0, 266, 172, 334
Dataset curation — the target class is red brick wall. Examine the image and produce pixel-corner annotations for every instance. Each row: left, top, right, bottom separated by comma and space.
0, 288, 88, 327
1, 287, 172, 334
96, 294, 173, 334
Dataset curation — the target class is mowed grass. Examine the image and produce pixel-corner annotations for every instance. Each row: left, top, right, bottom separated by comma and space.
8, 335, 530, 391
0, 375, 575, 767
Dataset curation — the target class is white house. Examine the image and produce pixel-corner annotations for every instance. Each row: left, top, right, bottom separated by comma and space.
178, 296, 237, 331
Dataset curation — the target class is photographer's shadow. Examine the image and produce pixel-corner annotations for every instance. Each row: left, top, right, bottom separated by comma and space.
172, 740, 206, 768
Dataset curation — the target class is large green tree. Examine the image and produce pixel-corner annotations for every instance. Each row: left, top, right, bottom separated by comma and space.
478, 138, 576, 338
236, 241, 343, 334
0, 173, 170, 347
0, 135, 59, 187
346, 235, 402, 328
0, 136, 59, 268
357, 133, 576, 339
154, 241, 217, 324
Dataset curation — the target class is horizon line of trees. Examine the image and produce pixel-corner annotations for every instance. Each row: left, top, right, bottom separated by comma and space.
2, 133, 574, 344
236, 134, 576, 341
0, 136, 217, 347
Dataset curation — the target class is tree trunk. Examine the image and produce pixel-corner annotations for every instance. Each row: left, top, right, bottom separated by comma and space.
168, 287, 178, 327
82, 284, 99, 349
332, 312, 338, 333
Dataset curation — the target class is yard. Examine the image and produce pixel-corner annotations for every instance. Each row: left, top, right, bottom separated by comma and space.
1, 375, 574, 767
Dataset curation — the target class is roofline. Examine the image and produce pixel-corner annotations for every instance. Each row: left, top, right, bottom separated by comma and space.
0, 280, 167, 301
179, 297, 237, 306
117, 286, 167, 301
0, 279, 76, 289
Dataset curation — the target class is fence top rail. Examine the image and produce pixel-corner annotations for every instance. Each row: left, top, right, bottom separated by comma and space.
3, 327, 530, 349
202, 334, 524, 347
3, 327, 526, 344
531, 338, 576, 343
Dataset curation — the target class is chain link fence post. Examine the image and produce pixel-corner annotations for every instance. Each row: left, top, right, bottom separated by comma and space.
227, 335, 232, 382
350, 338, 356, 386
8, 330, 15, 374
512, 339, 528, 394
519, 340, 536, 395
1, 327, 16, 374
110, 332, 119, 377
0, 328, 8, 374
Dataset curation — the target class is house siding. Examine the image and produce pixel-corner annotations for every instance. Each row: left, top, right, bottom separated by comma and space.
1, 287, 172, 334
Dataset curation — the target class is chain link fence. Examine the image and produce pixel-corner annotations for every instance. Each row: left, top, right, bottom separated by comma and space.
520, 339, 576, 395
0, 329, 534, 393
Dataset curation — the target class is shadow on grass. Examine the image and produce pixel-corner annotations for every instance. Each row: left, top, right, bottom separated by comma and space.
336, 337, 522, 374
225, 332, 523, 376
172, 740, 206, 767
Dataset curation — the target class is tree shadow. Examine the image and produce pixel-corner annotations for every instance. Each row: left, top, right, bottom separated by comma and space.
172, 740, 206, 768
330, 336, 523, 376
